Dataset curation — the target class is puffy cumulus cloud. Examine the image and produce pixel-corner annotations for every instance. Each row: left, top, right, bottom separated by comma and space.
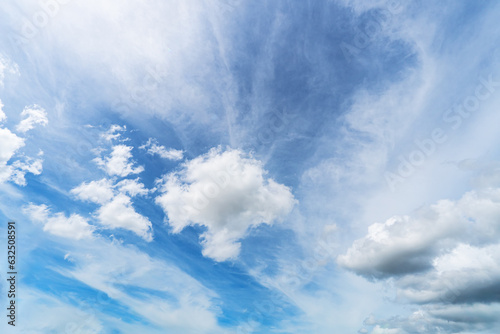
0, 127, 25, 166
341, 187, 500, 333
97, 194, 153, 242
71, 127, 152, 241
94, 144, 144, 177
24, 204, 95, 240
338, 200, 465, 279
397, 243, 500, 305
16, 104, 49, 133
115, 178, 150, 197
338, 187, 500, 279
156, 147, 296, 261
71, 178, 115, 204
140, 138, 184, 160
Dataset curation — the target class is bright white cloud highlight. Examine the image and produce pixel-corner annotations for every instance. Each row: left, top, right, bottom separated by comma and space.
102, 124, 126, 141
0, 126, 42, 186
24, 204, 95, 240
0, 109, 42, 184
71, 178, 115, 204
94, 145, 144, 177
16, 105, 49, 133
9, 157, 44, 186
97, 194, 153, 242
0, 99, 5, 122
140, 138, 183, 160
0, 128, 25, 166
116, 178, 149, 197
71, 126, 152, 241
156, 147, 296, 261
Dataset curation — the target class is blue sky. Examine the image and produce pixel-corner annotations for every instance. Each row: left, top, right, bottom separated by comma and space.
1, 0, 500, 333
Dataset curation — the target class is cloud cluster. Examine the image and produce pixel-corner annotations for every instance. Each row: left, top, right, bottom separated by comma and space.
156, 147, 296, 261
94, 144, 144, 177
71, 178, 153, 241
340, 187, 500, 333
0, 102, 46, 186
71, 127, 153, 241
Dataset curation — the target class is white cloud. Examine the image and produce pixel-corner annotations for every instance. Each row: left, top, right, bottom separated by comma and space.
337, 199, 465, 279
363, 303, 500, 334
102, 124, 126, 141
338, 187, 500, 279
97, 194, 153, 241
4, 289, 104, 334
140, 138, 184, 160
71, 130, 152, 241
44, 213, 96, 240
339, 186, 500, 332
0, 54, 19, 88
16, 104, 49, 133
71, 178, 115, 204
370, 327, 405, 334
94, 144, 144, 177
55, 237, 227, 334
9, 157, 44, 186
0, 127, 41, 185
0, 127, 25, 166
116, 178, 149, 197
24, 204, 95, 240
397, 243, 500, 304
0, 99, 5, 122
156, 147, 296, 261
